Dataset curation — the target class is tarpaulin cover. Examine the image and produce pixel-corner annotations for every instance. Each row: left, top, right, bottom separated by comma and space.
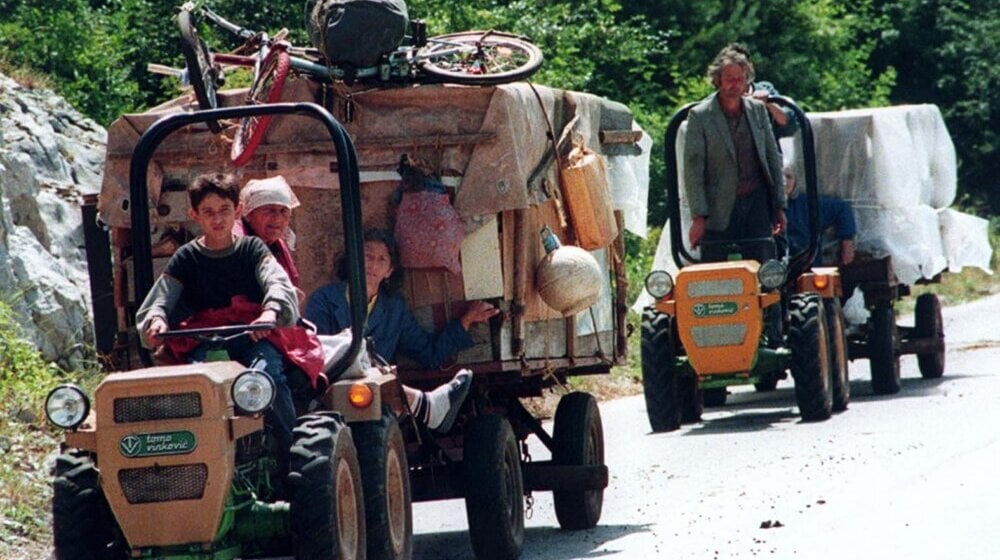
98, 79, 649, 238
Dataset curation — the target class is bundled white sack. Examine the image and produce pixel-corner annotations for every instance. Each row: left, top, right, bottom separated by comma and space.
803, 104, 957, 208
854, 205, 948, 285
939, 208, 993, 274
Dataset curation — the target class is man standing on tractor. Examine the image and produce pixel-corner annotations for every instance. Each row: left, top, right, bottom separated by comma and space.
684, 43, 786, 262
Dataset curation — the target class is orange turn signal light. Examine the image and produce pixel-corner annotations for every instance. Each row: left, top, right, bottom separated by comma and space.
812, 275, 829, 290
348, 383, 374, 409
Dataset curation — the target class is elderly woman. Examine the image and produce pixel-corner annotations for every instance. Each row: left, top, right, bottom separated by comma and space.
237, 176, 301, 287
306, 228, 498, 433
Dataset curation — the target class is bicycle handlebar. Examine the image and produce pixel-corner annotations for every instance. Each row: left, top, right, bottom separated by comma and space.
197, 4, 256, 41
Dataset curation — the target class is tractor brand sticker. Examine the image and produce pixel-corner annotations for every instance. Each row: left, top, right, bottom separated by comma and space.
692, 301, 739, 318
119, 431, 197, 458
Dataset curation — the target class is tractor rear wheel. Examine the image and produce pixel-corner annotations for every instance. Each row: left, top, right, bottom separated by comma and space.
289, 412, 366, 560
825, 298, 850, 412
353, 411, 413, 560
788, 293, 833, 421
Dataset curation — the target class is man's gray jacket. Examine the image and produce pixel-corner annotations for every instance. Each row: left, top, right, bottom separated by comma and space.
683, 92, 786, 232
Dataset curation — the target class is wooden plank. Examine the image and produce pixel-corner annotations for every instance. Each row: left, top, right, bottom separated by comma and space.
404, 269, 465, 309
501, 211, 516, 301
612, 210, 629, 359
461, 215, 504, 300
599, 129, 643, 145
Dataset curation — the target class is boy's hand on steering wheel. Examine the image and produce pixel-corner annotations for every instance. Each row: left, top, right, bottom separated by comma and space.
145, 316, 168, 348
250, 309, 278, 341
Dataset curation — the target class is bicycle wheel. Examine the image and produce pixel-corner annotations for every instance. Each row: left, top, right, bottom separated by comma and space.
418, 31, 543, 85
231, 46, 291, 167
177, 8, 223, 133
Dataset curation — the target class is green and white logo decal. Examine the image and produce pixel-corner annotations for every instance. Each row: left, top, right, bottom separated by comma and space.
119, 431, 197, 458
692, 301, 739, 318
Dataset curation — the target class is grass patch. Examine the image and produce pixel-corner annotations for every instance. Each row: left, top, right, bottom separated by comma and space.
0, 56, 51, 91
0, 303, 100, 558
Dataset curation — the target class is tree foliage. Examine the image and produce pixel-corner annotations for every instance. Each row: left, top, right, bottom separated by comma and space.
872, 0, 1000, 211
0, 0, 996, 213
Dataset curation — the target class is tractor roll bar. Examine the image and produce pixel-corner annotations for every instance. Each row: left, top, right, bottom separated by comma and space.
663, 96, 819, 283
128, 103, 367, 379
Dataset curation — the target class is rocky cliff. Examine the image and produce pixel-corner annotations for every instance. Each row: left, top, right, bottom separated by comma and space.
0, 73, 107, 369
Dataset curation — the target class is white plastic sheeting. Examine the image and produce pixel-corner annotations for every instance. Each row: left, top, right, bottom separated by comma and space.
787, 104, 990, 284
606, 122, 653, 237
939, 208, 994, 275
793, 105, 957, 208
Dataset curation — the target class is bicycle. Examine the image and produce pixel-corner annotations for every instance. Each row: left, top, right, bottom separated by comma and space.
175, 2, 544, 166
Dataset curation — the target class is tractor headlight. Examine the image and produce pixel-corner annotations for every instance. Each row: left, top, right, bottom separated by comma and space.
645, 270, 674, 299
758, 259, 788, 290
231, 370, 275, 414
45, 384, 90, 429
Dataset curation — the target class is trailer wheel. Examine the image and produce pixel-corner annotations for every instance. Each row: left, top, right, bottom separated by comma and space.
641, 309, 684, 432
353, 411, 413, 560
788, 293, 833, 421
914, 293, 945, 379
825, 298, 850, 412
464, 414, 524, 560
703, 387, 728, 407
552, 392, 605, 530
868, 302, 901, 394
53, 450, 124, 560
289, 412, 366, 560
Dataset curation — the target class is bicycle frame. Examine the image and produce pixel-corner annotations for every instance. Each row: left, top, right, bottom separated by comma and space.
187, 3, 529, 84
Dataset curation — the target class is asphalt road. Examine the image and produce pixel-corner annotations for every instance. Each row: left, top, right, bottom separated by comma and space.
412, 293, 1000, 560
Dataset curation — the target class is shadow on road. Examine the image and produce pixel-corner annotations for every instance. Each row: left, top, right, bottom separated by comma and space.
676, 385, 800, 435
849, 374, 967, 402
413, 523, 653, 560
672, 373, 969, 436
681, 408, 800, 435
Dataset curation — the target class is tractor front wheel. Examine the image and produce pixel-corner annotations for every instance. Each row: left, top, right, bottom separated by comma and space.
53, 450, 124, 560
641, 309, 687, 432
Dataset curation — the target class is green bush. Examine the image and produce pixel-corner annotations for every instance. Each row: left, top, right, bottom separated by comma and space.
0, 302, 64, 549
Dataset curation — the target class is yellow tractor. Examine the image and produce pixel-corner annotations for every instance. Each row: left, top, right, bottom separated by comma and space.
641, 98, 850, 432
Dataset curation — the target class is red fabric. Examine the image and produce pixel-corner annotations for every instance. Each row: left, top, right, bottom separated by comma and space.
164, 296, 324, 387
394, 190, 464, 275
269, 238, 300, 287
234, 221, 300, 287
